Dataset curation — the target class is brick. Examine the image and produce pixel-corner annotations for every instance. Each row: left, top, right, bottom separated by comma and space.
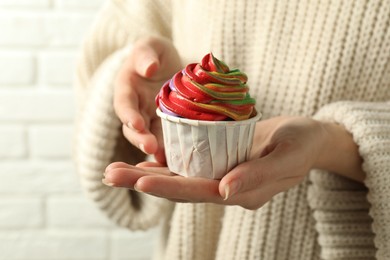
47, 196, 112, 228
0, 0, 51, 8
28, 124, 73, 159
0, 14, 47, 47
0, 13, 95, 48
55, 0, 105, 10
0, 197, 42, 228
110, 229, 157, 260
0, 125, 26, 159
0, 230, 107, 260
0, 52, 35, 85
39, 51, 77, 86
44, 13, 96, 47
0, 89, 74, 122
0, 161, 81, 194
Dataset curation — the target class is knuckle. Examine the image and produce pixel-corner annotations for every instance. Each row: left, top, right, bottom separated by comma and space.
137, 35, 158, 45
249, 166, 268, 189
252, 168, 264, 186
135, 35, 165, 53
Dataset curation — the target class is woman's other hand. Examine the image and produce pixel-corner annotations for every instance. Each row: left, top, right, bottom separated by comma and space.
114, 36, 181, 163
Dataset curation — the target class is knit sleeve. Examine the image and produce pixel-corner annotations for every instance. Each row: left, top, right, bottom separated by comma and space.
73, 0, 173, 230
308, 101, 390, 259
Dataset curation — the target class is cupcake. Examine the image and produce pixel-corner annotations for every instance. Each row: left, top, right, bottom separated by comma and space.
155, 53, 261, 179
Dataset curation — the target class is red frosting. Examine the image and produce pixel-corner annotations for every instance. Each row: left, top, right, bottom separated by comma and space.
156, 53, 256, 121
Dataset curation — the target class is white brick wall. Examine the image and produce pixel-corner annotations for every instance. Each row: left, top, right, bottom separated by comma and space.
0, 1, 156, 259
0, 51, 34, 85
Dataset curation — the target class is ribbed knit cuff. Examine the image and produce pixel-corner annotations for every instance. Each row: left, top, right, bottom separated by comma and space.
75, 46, 172, 230
309, 101, 390, 259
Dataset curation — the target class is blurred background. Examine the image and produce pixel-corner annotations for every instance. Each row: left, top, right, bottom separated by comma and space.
0, 1, 156, 259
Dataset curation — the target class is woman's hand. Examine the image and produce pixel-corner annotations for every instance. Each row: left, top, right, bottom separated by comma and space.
114, 36, 182, 163
103, 116, 364, 210
218, 116, 364, 209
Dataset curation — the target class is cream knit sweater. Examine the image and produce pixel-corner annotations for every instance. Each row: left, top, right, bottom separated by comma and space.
74, 1, 390, 259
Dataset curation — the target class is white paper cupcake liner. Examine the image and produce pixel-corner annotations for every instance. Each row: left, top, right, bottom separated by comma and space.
157, 108, 262, 179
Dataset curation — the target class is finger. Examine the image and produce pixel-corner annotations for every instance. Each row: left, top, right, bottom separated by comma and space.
104, 164, 172, 188
136, 161, 165, 167
114, 72, 145, 132
122, 124, 158, 155
134, 175, 224, 203
105, 161, 132, 173
133, 50, 160, 78
131, 41, 160, 78
106, 161, 167, 175
150, 118, 166, 164
132, 36, 182, 80
219, 156, 279, 200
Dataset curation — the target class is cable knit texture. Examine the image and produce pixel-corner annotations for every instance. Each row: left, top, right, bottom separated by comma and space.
74, 0, 390, 259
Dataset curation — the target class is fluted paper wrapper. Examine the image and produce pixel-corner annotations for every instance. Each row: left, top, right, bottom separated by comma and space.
156, 109, 262, 179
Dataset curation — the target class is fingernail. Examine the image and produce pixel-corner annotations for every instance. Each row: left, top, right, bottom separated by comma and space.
102, 178, 114, 187
141, 57, 156, 76
134, 183, 142, 193
104, 167, 110, 177
139, 143, 151, 154
225, 180, 241, 200
224, 185, 230, 200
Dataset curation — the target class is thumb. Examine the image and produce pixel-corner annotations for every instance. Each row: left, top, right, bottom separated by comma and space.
219, 156, 278, 200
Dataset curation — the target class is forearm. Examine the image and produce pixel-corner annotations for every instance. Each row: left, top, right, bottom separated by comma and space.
314, 121, 365, 182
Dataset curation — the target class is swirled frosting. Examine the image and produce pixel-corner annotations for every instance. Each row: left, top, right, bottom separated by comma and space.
155, 53, 256, 121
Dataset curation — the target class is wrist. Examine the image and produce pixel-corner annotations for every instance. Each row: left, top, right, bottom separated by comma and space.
314, 121, 365, 182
